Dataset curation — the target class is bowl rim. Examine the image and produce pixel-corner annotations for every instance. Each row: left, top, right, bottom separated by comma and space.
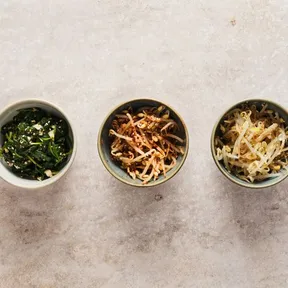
0, 98, 77, 189
97, 98, 189, 188
211, 98, 288, 189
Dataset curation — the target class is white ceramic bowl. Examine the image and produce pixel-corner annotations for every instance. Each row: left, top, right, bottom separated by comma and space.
0, 99, 77, 189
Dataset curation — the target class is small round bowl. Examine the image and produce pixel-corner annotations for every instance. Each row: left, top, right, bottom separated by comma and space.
211, 99, 288, 189
98, 99, 189, 187
0, 99, 77, 189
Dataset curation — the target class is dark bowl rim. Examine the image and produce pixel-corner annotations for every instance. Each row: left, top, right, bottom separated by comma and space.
97, 98, 190, 188
210, 98, 288, 189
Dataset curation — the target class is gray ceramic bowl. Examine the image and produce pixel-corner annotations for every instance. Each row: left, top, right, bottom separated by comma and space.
98, 99, 189, 187
0, 99, 77, 189
211, 99, 288, 189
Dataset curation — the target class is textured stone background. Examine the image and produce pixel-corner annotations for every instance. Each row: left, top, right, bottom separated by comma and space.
1, 0, 288, 287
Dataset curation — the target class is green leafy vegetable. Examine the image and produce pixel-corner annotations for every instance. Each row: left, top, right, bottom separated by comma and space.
0, 108, 72, 181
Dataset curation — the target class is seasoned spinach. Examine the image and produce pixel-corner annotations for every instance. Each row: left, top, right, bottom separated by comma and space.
0, 108, 72, 180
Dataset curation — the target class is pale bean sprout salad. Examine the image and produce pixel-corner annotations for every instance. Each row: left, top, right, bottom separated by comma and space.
215, 104, 288, 183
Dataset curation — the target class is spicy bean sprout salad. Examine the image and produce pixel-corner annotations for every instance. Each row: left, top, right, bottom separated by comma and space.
109, 106, 185, 184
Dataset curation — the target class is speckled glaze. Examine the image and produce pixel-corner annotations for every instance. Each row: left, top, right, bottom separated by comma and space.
211, 99, 288, 189
98, 99, 189, 187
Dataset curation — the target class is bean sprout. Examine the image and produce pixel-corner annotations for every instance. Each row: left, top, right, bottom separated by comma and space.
215, 104, 288, 183
110, 106, 185, 184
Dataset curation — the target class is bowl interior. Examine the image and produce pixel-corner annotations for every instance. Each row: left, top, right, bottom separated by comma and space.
98, 99, 189, 187
0, 100, 76, 189
212, 99, 288, 188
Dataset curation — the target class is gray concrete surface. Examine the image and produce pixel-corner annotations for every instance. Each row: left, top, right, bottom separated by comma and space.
1, 0, 288, 287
